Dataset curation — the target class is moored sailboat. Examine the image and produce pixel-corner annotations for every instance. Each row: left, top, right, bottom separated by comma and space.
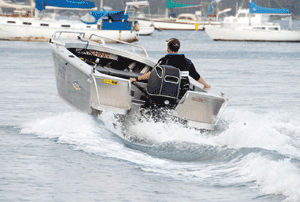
0, 0, 138, 42
205, 0, 300, 42
124, 0, 155, 36
132, 0, 226, 31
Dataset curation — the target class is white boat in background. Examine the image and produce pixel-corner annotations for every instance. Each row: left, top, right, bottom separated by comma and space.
136, 26, 155, 36
127, 0, 229, 31
205, 0, 300, 42
0, 0, 138, 43
50, 31, 228, 131
125, 0, 154, 36
141, 13, 206, 31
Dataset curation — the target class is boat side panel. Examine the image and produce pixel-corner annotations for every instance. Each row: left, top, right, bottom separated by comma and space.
90, 74, 132, 111
52, 46, 92, 113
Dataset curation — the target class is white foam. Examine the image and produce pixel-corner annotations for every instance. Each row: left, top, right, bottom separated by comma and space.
239, 153, 300, 202
20, 109, 300, 201
19, 112, 230, 182
210, 109, 300, 158
100, 108, 300, 160
21, 112, 100, 143
98, 110, 215, 145
98, 107, 300, 160
125, 119, 203, 143
20, 112, 174, 170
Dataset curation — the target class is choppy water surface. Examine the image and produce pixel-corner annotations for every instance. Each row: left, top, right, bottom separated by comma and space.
1, 25, 300, 202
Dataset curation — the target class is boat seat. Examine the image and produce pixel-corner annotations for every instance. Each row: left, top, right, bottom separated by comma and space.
95, 66, 143, 80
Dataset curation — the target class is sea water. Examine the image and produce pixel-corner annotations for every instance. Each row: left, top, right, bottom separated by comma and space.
1, 24, 300, 201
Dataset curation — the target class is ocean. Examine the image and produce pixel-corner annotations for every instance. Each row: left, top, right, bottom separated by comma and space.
1, 25, 300, 201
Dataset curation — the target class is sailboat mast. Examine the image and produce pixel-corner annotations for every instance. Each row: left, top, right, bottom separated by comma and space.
216, 0, 219, 21
249, 0, 251, 26
165, 0, 168, 18
100, 0, 103, 10
30, 0, 34, 17
289, 15, 292, 30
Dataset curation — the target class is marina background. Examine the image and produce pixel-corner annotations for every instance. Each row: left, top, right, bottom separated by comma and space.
7, 0, 300, 17
1, 22, 300, 202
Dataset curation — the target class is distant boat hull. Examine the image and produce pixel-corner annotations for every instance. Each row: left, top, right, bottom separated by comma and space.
0, 17, 138, 43
137, 18, 206, 31
205, 26, 300, 42
153, 20, 205, 31
136, 26, 154, 36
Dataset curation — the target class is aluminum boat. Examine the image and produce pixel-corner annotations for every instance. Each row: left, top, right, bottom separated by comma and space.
50, 31, 228, 131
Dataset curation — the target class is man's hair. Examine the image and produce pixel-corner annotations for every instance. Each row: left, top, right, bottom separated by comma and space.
167, 38, 180, 52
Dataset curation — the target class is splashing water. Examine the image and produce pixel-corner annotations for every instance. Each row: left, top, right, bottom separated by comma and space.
20, 107, 300, 201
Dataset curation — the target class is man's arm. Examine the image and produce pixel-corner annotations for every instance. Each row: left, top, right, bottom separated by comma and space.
130, 71, 151, 83
130, 59, 164, 83
186, 59, 211, 89
197, 77, 211, 89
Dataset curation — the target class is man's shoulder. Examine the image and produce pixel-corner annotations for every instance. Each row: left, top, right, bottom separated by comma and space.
182, 55, 193, 65
158, 54, 193, 65
158, 56, 167, 63
159, 55, 167, 60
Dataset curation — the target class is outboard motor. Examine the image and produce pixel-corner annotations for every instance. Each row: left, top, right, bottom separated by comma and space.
146, 65, 187, 109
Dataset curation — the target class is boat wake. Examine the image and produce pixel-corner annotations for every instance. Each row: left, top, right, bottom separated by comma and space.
19, 108, 300, 201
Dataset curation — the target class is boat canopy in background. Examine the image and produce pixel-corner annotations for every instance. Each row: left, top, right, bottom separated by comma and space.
89, 10, 128, 23
81, 10, 132, 30
36, 0, 95, 11
81, 10, 129, 23
249, 2, 290, 14
166, 0, 197, 9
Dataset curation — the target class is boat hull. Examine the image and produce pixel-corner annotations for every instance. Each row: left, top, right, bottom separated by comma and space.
52, 45, 93, 113
136, 26, 154, 36
0, 17, 138, 43
138, 18, 205, 31
205, 26, 300, 42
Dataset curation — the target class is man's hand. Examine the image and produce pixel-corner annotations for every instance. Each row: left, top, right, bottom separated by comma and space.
198, 77, 211, 90
129, 78, 137, 83
203, 83, 211, 89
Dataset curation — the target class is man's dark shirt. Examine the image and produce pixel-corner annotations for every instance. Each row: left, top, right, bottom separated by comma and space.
157, 54, 201, 81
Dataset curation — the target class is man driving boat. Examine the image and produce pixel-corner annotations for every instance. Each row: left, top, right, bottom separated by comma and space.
130, 38, 211, 91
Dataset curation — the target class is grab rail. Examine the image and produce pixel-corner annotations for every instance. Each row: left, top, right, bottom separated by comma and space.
91, 74, 101, 106
52, 31, 86, 39
89, 34, 148, 57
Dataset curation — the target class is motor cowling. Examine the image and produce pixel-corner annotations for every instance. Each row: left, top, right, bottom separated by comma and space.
146, 65, 187, 108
